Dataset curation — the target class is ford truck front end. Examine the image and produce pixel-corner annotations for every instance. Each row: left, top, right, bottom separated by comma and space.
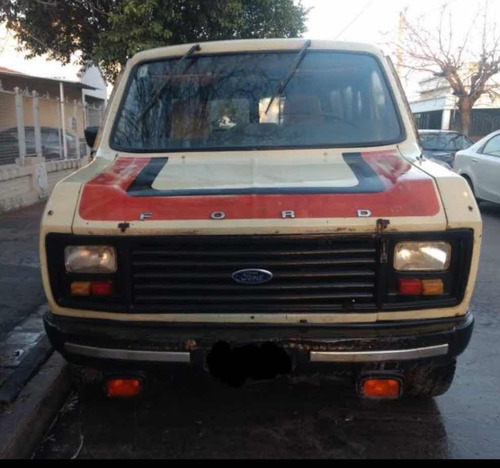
40, 39, 482, 398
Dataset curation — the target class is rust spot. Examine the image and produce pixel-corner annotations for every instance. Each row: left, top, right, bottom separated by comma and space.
333, 227, 356, 232
376, 218, 390, 233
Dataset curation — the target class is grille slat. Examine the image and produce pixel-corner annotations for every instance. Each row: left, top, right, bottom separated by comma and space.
132, 248, 376, 257
133, 269, 376, 280
134, 281, 374, 291
130, 236, 378, 313
134, 292, 375, 303
133, 258, 375, 268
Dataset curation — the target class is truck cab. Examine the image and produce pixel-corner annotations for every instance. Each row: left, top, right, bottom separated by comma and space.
40, 39, 482, 399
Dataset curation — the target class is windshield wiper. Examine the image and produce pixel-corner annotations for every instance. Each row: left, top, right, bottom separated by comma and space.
137, 44, 201, 121
264, 40, 311, 115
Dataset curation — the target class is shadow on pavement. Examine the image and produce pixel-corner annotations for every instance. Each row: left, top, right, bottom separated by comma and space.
35, 373, 448, 459
478, 201, 500, 217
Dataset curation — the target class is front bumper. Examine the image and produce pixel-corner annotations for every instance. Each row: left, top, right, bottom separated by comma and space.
44, 312, 474, 373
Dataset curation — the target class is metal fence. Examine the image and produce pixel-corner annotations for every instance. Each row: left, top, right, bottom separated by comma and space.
0, 85, 104, 166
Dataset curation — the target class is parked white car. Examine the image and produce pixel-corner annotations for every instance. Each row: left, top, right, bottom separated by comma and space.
454, 129, 500, 203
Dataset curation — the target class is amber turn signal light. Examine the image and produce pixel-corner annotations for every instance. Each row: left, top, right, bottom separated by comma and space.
70, 281, 91, 296
398, 278, 444, 296
70, 280, 113, 297
105, 378, 142, 398
422, 279, 444, 296
360, 378, 401, 399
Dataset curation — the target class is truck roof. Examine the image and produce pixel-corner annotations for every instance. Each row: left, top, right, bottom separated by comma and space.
128, 39, 385, 65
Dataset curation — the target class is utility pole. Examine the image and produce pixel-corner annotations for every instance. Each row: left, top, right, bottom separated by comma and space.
59, 81, 68, 160
397, 9, 407, 76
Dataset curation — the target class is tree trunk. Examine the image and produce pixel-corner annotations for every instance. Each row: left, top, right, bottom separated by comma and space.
458, 97, 472, 135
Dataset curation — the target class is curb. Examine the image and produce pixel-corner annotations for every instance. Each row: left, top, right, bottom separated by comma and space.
0, 352, 70, 459
0, 336, 53, 403
0, 304, 53, 404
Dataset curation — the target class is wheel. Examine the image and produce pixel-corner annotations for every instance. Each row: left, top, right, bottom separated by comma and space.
403, 360, 456, 398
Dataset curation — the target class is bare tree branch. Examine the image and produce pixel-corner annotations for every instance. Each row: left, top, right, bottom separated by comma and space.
389, 1, 500, 134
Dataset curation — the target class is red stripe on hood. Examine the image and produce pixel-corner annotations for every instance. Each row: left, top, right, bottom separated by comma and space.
78, 151, 440, 221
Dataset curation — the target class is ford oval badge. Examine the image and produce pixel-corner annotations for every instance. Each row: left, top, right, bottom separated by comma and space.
232, 269, 273, 285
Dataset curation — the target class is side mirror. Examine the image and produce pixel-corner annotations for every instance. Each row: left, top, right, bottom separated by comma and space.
84, 126, 99, 148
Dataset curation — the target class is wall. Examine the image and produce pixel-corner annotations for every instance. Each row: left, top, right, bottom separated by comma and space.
0, 91, 16, 131
0, 85, 86, 135
0, 158, 86, 214
0, 86, 92, 165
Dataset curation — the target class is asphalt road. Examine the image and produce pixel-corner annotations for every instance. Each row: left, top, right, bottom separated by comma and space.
0, 203, 45, 337
34, 202, 500, 459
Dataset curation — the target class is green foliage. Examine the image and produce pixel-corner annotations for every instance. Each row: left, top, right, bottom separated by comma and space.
1, 0, 308, 82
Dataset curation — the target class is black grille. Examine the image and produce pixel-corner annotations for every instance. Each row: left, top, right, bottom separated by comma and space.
130, 236, 379, 313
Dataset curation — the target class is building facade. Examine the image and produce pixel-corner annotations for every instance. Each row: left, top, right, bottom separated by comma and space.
410, 74, 500, 141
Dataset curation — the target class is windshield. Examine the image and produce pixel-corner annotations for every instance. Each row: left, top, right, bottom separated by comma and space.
420, 133, 473, 151
111, 51, 403, 152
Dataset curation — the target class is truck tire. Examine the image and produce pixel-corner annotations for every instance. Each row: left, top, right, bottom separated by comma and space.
403, 360, 456, 398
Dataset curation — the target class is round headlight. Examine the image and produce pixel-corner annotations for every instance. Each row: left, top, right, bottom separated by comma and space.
65, 246, 117, 273
394, 242, 451, 271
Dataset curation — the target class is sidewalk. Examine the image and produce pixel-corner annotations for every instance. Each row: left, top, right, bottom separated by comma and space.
0, 202, 70, 457
0, 202, 52, 402
0, 202, 46, 336
0, 203, 69, 459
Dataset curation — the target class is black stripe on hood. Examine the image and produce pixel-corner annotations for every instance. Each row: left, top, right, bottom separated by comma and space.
126, 153, 385, 197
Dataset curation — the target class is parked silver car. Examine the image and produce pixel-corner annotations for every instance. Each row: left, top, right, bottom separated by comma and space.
454, 129, 500, 203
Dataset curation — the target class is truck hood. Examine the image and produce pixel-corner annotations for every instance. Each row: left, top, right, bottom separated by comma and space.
71, 148, 446, 235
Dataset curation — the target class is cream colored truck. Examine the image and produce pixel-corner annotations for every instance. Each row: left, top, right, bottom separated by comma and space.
40, 39, 482, 398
